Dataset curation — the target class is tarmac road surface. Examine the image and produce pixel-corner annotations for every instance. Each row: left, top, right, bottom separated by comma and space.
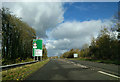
25, 59, 119, 80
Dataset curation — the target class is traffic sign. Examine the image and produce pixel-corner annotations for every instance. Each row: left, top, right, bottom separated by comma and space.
74, 54, 78, 58
32, 39, 42, 56
33, 43, 37, 46
33, 43, 37, 48
35, 49, 42, 56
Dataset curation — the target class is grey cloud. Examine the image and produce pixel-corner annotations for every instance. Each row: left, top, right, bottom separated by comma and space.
49, 20, 112, 40
3, 2, 64, 38
47, 49, 67, 57
46, 20, 112, 56
46, 38, 71, 50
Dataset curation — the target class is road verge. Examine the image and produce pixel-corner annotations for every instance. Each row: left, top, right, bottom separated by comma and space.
2, 59, 50, 81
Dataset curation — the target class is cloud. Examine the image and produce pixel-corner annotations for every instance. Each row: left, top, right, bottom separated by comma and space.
46, 38, 70, 50
3, 2, 64, 38
46, 20, 112, 56
47, 49, 67, 57
49, 20, 112, 40
2, 2, 113, 57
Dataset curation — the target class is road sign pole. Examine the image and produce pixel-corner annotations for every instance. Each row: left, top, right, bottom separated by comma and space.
40, 56, 42, 61
34, 56, 35, 61
37, 56, 38, 61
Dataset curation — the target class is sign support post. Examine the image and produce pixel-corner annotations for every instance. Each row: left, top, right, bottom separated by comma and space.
40, 56, 42, 61
34, 56, 35, 61
37, 56, 38, 61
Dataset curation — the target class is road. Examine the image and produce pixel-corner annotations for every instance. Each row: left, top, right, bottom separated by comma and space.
25, 59, 119, 80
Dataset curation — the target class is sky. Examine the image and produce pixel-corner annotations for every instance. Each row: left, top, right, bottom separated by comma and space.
2, 2, 118, 57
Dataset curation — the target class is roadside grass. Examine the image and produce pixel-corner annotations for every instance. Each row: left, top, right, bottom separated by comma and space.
67, 58, 120, 65
2, 59, 50, 80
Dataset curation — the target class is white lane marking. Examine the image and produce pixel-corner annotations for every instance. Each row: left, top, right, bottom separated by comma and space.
78, 64, 88, 68
66, 61, 88, 68
98, 71, 120, 79
74, 63, 88, 68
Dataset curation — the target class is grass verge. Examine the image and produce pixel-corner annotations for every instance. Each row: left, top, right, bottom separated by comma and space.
2, 59, 50, 81
68, 58, 120, 65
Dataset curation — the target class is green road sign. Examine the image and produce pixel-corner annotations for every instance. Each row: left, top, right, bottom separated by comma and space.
33, 39, 42, 56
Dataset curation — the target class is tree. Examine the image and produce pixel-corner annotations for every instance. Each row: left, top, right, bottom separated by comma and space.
42, 44, 48, 59
89, 27, 119, 60
2, 7, 36, 64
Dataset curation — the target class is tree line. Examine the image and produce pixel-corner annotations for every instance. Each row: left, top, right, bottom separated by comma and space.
60, 13, 120, 62
1, 8, 48, 65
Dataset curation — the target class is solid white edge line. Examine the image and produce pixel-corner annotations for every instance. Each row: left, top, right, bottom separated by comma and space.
98, 71, 120, 79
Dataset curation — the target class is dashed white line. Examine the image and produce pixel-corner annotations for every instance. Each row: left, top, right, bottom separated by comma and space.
66, 61, 88, 69
98, 71, 120, 79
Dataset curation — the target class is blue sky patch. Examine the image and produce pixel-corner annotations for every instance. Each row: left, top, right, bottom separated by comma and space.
63, 2, 118, 22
